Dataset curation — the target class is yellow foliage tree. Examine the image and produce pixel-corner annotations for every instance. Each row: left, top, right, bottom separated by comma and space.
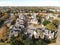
46, 23, 56, 31
52, 19, 59, 26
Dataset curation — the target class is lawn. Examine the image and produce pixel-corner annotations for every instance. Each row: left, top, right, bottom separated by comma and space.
0, 43, 10, 45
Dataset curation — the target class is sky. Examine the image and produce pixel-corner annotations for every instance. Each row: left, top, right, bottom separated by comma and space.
0, 0, 60, 6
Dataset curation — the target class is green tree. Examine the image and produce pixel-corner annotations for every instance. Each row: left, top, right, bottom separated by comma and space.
36, 15, 41, 24
0, 20, 4, 28
36, 39, 47, 45
43, 20, 51, 26
23, 39, 30, 45
10, 35, 24, 45
10, 35, 16, 45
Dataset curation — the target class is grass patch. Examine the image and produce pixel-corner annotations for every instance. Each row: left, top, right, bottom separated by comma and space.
0, 43, 10, 45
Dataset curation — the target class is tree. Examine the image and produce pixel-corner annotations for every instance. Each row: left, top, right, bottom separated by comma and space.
46, 23, 56, 31
43, 20, 51, 26
0, 20, 5, 28
10, 31, 48, 45
4, 13, 9, 19
36, 14, 41, 24
10, 34, 24, 45
10, 35, 20, 45
23, 39, 30, 45
13, 15, 18, 21
52, 19, 59, 28
27, 13, 31, 17
36, 39, 47, 45
0, 24, 9, 42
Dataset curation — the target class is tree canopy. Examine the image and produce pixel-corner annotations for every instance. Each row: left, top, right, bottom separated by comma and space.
0, 24, 8, 41
43, 20, 51, 26
52, 19, 59, 27
36, 14, 41, 24
46, 23, 56, 31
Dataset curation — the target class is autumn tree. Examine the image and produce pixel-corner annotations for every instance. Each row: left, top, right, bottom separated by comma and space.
52, 19, 59, 28
0, 24, 9, 42
46, 23, 56, 31
11, 14, 18, 25
13, 15, 18, 21
4, 13, 9, 19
